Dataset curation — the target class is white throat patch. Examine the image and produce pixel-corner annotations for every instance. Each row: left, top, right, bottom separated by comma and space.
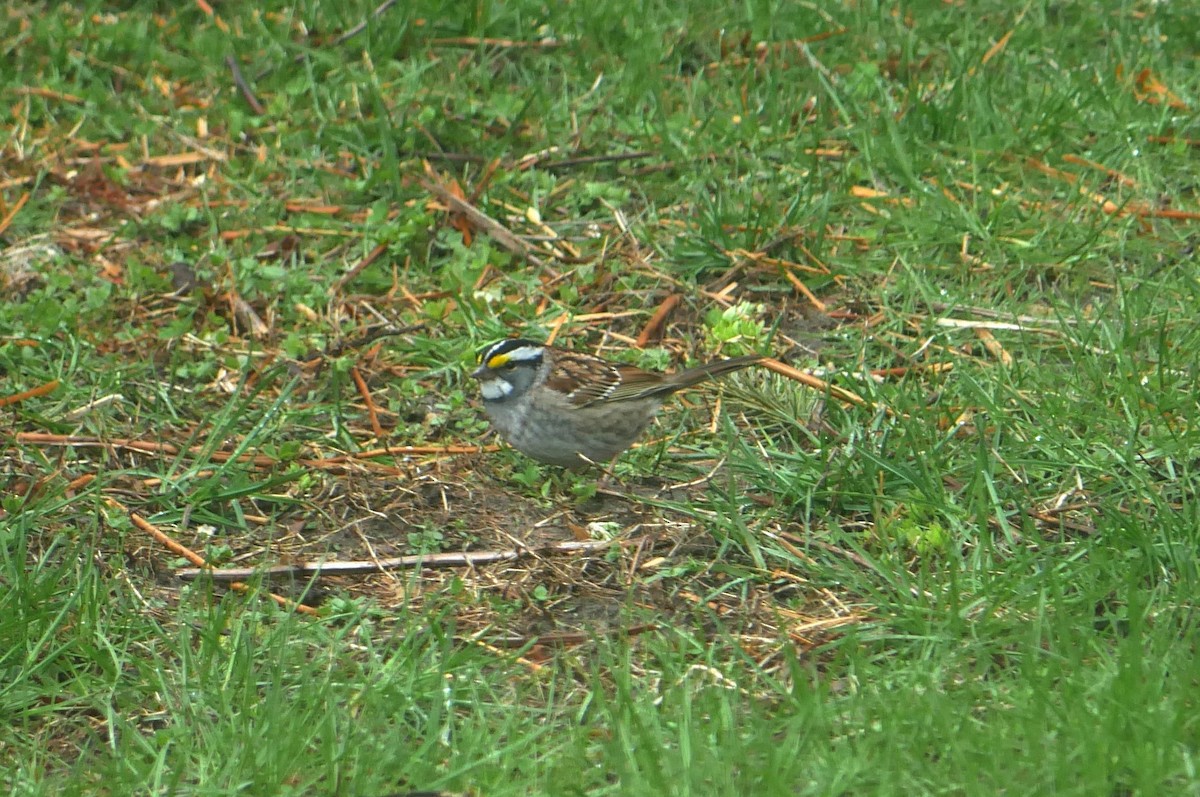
479, 378, 514, 400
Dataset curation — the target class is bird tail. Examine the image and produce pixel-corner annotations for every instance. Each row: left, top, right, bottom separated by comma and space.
647, 354, 763, 398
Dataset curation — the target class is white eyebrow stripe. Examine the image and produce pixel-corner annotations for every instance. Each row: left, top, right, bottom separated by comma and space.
492, 345, 543, 364
481, 341, 507, 360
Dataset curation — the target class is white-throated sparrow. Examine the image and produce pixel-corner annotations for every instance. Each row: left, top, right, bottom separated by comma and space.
471, 338, 762, 469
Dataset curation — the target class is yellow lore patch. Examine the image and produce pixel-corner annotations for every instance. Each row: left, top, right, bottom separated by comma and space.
486, 353, 511, 368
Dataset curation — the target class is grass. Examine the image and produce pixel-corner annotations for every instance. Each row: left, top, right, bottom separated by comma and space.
3, 0, 1200, 794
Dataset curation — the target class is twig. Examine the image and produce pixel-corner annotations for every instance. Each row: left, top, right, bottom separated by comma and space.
933, 317, 1062, 336
470, 637, 545, 672
64, 393, 125, 421
799, 536, 876, 572
1025, 508, 1096, 537
329, 0, 398, 47
869, 363, 954, 378
332, 241, 389, 293
979, 28, 1014, 68
489, 623, 660, 648
467, 157, 503, 205
13, 432, 497, 468
420, 166, 545, 267
926, 302, 1077, 325
175, 538, 623, 581
1061, 153, 1137, 188
779, 531, 921, 599
1135, 207, 1200, 221
225, 56, 265, 115
10, 87, 83, 104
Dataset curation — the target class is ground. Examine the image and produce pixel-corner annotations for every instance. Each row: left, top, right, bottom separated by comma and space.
3, 1, 1200, 795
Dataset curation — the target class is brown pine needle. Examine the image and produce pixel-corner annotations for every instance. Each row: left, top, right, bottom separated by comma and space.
350, 366, 385, 439
636, 294, 681, 346
0, 379, 60, 408
779, 268, 828, 313
0, 191, 31, 236
975, 328, 1014, 367
760, 357, 868, 408
1061, 153, 1137, 188
980, 29, 1014, 66
108, 498, 319, 616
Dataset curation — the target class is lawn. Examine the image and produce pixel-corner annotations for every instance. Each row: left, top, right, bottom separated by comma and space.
3, 0, 1199, 794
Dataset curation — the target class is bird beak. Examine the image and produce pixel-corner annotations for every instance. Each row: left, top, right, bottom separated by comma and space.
470, 364, 487, 379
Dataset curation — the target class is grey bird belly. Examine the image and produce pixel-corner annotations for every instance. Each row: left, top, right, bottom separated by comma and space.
484, 390, 661, 468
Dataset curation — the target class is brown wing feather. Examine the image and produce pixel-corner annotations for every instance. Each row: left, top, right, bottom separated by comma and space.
546, 349, 762, 408
544, 355, 628, 406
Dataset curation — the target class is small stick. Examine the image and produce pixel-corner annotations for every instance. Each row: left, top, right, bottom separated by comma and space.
470, 637, 545, 672
321, 322, 425, 358
255, 0, 401, 80
175, 539, 622, 581
67, 473, 96, 492
10, 87, 83, 104
979, 28, 1014, 67
13, 432, 497, 467
489, 623, 659, 648
421, 165, 545, 267
405, 151, 489, 164
332, 241, 389, 293
467, 157, 503, 205
869, 363, 954, 378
